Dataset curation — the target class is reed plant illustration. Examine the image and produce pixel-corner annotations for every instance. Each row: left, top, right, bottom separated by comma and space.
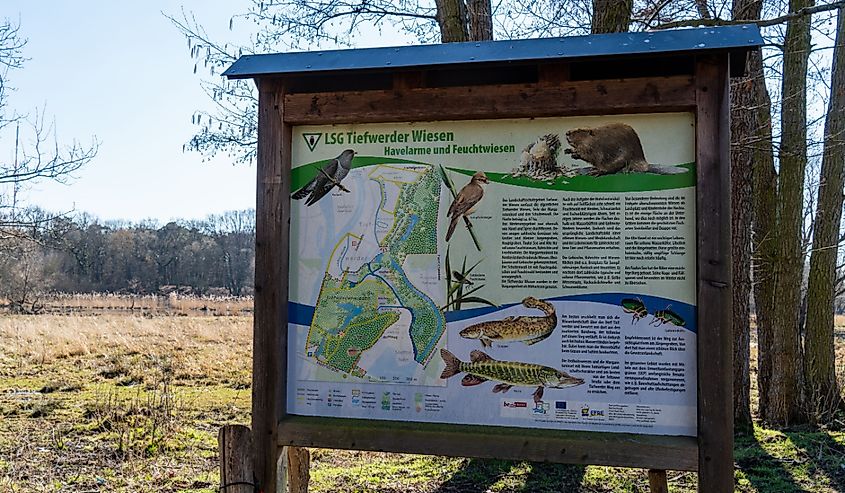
443, 245, 496, 311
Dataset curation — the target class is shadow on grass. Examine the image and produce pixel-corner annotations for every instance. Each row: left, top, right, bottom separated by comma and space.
735, 425, 845, 492
784, 427, 845, 490
735, 428, 803, 492
433, 458, 585, 493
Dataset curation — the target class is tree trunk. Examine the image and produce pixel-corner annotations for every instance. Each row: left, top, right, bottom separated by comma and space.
804, 5, 845, 423
467, 0, 493, 41
435, 0, 469, 42
695, 0, 712, 19
767, 0, 815, 426
730, 0, 763, 433
751, 34, 778, 423
591, 0, 632, 33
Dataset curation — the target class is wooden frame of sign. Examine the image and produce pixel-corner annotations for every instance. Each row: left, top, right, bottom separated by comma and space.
249, 50, 735, 492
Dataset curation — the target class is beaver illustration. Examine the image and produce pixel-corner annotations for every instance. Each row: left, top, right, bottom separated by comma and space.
564, 123, 686, 176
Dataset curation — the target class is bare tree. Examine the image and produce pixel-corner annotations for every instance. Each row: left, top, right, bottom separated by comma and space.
205, 209, 256, 296
592, 0, 633, 33
647, 0, 842, 427
166, 0, 576, 164
0, 18, 97, 239
0, 236, 59, 313
804, 4, 845, 423
730, 0, 765, 432
763, 0, 815, 426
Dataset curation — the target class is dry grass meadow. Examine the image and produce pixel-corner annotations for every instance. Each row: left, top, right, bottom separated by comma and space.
0, 307, 843, 492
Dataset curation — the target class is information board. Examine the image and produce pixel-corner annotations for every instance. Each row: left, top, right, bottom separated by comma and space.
287, 113, 697, 436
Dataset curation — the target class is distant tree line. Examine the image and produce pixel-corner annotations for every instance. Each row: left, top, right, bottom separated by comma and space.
0, 208, 255, 310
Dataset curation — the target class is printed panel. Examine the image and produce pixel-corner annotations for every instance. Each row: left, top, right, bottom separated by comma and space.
287, 114, 697, 436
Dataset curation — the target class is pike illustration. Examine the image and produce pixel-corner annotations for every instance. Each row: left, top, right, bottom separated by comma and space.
459, 296, 556, 348
440, 349, 584, 404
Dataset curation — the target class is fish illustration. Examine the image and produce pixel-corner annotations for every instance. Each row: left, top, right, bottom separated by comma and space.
459, 296, 556, 347
440, 349, 584, 403
621, 298, 648, 324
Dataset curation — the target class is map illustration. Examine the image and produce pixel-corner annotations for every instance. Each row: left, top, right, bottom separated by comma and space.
300, 164, 446, 386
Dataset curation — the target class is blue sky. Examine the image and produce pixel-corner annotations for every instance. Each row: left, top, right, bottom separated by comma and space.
3, 1, 256, 221
7, 4, 832, 224
2, 1, 407, 222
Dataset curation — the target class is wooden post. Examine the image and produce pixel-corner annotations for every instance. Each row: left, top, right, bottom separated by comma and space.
254, 78, 292, 493
695, 54, 734, 492
219, 425, 254, 493
279, 446, 311, 493
648, 469, 669, 493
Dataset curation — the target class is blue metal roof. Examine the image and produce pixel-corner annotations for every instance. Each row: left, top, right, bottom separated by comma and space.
224, 25, 763, 79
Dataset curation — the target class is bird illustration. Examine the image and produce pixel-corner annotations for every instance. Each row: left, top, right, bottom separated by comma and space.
446, 171, 489, 241
291, 149, 356, 206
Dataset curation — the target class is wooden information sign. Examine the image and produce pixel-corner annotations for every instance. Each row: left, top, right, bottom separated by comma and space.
224, 25, 763, 493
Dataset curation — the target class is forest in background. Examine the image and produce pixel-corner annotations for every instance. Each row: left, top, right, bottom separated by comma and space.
0, 208, 255, 312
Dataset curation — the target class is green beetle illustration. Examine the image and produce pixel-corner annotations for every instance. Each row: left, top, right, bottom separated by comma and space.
650, 306, 686, 328
621, 298, 648, 324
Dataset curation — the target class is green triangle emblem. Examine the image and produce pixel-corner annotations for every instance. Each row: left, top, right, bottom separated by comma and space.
302, 133, 322, 152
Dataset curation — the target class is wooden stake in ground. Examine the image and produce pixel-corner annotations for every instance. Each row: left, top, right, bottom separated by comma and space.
648, 469, 669, 493
219, 425, 254, 493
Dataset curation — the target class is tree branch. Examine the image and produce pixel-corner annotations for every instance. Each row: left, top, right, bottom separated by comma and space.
654, 0, 845, 29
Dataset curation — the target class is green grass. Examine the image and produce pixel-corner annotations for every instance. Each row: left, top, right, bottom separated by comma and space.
2, 314, 844, 492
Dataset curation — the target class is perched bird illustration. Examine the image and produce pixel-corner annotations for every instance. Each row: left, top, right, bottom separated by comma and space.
292, 149, 356, 206
446, 171, 489, 242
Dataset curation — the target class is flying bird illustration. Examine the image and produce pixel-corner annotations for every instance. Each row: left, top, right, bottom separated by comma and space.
292, 149, 356, 206
446, 171, 489, 241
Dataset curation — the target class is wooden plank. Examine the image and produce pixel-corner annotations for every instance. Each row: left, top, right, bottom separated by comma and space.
254, 78, 292, 493
538, 62, 570, 85
283, 76, 695, 124
694, 55, 734, 492
219, 425, 254, 493
648, 469, 669, 493
277, 416, 699, 471
393, 71, 424, 91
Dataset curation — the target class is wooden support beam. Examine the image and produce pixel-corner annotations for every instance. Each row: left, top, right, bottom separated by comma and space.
219, 425, 254, 493
283, 76, 696, 124
393, 71, 424, 91
278, 416, 698, 471
694, 54, 734, 492
648, 469, 669, 493
254, 79, 292, 493
538, 62, 570, 85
